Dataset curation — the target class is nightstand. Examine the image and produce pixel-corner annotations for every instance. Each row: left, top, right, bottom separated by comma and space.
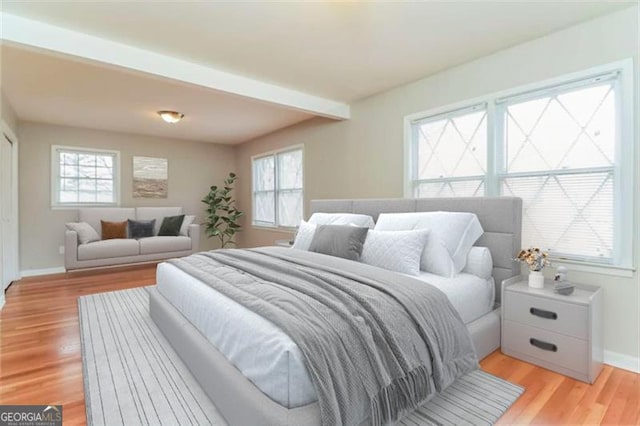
274, 239, 293, 248
501, 276, 603, 383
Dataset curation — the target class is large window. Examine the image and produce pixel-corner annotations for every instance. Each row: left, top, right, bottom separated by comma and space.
406, 61, 633, 268
252, 147, 303, 227
51, 145, 119, 207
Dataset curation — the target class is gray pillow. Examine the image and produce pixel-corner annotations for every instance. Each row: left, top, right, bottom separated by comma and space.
128, 219, 155, 239
65, 222, 100, 245
159, 215, 185, 237
308, 225, 369, 261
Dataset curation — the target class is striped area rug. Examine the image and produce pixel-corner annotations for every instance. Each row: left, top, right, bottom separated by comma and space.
399, 370, 523, 425
79, 287, 523, 426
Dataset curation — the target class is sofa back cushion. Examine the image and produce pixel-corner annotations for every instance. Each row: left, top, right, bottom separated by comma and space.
79, 208, 135, 238
136, 207, 184, 235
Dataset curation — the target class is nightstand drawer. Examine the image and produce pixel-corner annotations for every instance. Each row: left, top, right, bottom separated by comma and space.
503, 320, 588, 374
504, 291, 588, 339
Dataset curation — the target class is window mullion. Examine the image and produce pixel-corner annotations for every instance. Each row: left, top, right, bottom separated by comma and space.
252, 159, 258, 224
415, 175, 486, 184
612, 72, 633, 268
500, 166, 614, 179
411, 124, 420, 197
486, 101, 498, 196
273, 154, 279, 227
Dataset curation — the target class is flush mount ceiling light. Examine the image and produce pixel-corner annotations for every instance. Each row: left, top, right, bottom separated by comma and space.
157, 110, 184, 124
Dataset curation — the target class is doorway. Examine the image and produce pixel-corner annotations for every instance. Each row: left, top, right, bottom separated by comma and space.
1, 131, 19, 298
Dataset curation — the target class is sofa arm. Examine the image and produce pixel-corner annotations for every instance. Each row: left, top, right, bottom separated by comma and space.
65, 230, 80, 270
188, 223, 201, 253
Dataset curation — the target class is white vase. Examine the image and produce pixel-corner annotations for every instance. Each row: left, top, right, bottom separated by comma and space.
528, 270, 545, 288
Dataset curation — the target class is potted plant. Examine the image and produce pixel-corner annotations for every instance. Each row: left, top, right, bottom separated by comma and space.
201, 172, 243, 248
515, 247, 549, 288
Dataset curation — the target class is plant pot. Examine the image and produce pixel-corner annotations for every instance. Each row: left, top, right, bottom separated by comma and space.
528, 270, 545, 288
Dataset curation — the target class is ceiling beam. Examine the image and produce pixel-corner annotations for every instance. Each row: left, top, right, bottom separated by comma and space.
0, 13, 350, 120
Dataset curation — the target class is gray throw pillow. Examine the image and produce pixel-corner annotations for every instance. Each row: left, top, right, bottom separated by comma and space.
159, 215, 185, 237
308, 225, 369, 261
128, 219, 155, 239
65, 222, 100, 245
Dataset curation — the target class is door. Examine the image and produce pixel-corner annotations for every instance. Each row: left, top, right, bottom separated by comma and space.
1, 134, 17, 290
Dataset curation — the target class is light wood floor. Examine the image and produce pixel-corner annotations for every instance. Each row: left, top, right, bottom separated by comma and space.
1, 264, 638, 425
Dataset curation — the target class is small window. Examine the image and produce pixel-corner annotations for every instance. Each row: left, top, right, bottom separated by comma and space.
51, 145, 120, 207
252, 147, 303, 227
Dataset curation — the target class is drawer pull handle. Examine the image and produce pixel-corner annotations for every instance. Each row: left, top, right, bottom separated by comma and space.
530, 338, 558, 352
530, 307, 557, 320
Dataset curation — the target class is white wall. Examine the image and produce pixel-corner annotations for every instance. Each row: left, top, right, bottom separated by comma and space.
18, 122, 237, 273
235, 7, 640, 366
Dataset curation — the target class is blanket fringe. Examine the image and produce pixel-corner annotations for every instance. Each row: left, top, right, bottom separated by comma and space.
371, 365, 432, 426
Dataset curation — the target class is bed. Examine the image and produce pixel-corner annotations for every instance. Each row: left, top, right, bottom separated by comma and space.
149, 196, 522, 426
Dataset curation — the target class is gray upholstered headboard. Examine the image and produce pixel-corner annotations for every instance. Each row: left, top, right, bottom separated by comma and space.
309, 197, 522, 303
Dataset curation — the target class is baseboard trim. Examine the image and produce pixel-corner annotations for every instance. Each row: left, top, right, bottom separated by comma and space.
604, 350, 640, 373
20, 267, 67, 278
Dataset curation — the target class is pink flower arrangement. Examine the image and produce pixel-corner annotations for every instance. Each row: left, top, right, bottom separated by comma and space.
515, 247, 549, 272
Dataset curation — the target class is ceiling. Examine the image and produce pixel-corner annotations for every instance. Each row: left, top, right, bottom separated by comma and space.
1, 1, 633, 144
1, 46, 313, 144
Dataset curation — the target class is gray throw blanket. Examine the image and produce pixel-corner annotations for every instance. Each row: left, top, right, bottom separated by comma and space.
168, 247, 478, 426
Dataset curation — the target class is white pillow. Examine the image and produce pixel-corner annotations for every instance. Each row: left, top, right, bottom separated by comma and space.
462, 246, 493, 280
292, 220, 317, 251
179, 215, 196, 236
360, 229, 430, 276
375, 211, 484, 276
65, 222, 100, 245
308, 213, 375, 229
421, 237, 457, 277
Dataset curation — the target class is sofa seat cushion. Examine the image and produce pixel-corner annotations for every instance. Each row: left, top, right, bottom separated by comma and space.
139, 236, 192, 255
78, 239, 140, 261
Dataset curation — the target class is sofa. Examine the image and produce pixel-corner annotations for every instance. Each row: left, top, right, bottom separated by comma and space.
65, 207, 200, 270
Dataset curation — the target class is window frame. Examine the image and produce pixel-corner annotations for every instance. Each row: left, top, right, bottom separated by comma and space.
251, 145, 304, 229
404, 59, 635, 274
51, 145, 121, 209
